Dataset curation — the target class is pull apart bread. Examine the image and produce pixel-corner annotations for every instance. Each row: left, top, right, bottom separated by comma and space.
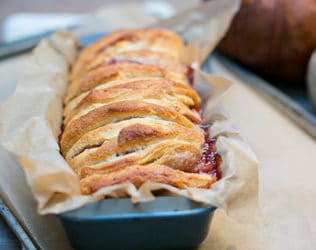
59, 28, 221, 195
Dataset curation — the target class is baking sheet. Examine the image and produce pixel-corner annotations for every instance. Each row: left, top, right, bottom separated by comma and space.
1, 45, 316, 250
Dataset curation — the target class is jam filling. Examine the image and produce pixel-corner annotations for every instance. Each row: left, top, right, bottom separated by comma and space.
193, 123, 222, 179
105, 58, 142, 66
89, 58, 142, 71
186, 66, 194, 85
187, 67, 221, 179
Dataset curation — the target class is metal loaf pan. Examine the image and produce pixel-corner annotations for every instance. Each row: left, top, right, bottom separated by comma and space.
58, 197, 215, 250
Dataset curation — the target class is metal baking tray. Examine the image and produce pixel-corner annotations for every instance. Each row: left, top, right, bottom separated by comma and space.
3, 30, 315, 250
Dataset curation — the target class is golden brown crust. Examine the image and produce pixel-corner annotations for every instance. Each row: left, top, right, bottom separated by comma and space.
73, 49, 188, 81
68, 122, 204, 177
60, 100, 195, 156
71, 28, 186, 80
65, 62, 189, 103
80, 165, 217, 195
60, 28, 218, 195
64, 79, 201, 125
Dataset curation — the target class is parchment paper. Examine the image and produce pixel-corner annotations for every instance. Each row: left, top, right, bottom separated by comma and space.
0, 0, 259, 223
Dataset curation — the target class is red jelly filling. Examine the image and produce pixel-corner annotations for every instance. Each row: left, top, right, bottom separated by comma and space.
193, 123, 222, 179
186, 66, 194, 85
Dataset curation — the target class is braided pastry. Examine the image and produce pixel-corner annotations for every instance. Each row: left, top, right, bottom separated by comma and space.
59, 28, 220, 195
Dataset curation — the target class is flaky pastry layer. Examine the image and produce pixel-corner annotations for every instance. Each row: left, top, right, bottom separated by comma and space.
59, 28, 219, 194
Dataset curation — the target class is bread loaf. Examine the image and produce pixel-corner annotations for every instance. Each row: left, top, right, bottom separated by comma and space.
59, 28, 220, 194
